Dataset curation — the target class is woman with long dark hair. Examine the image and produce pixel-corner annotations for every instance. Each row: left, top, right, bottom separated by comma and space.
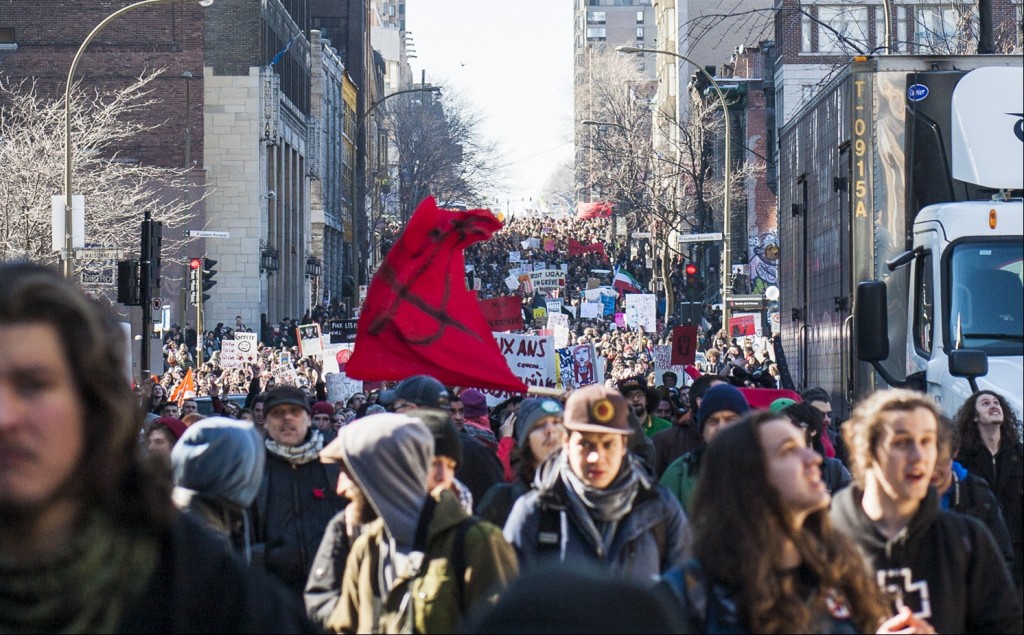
661, 410, 915, 633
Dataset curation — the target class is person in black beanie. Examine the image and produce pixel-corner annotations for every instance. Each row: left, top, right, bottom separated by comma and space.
407, 407, 475, 514
658, 383, 750, 514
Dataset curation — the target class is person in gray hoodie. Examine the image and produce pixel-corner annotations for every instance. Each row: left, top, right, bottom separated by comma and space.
170, 417, 266, 563
316, 413, 517, 633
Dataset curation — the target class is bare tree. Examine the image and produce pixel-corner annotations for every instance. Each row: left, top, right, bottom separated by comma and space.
540, 160, 575, 215
0, 70, 205, 274
383, 89, 503, 220
576, 48, 761, 321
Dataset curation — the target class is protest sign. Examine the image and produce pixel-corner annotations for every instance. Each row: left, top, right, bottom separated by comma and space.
479, 295, 524, 332
557, 342, 604, 390
654, 345, 689, 389
545, 298, 563, 317
325, 372, 363, 405
543, 238, 556, 252
624, 294, 656, 332
297, 323, 324, 358
483, 332, 558, 404
527, 269, 566, 295
322, 343, 355, 375
580, 302, 602, 319
508, 250, 521, 263
671, 325, 698, 366
328, 319, 359, 344
220, 332, 258, 369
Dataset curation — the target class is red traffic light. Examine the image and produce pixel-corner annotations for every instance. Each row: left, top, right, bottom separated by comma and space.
189, 258, 202, 270
684, 263, 698, 276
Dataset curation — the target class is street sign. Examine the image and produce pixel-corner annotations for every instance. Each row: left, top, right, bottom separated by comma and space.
727, 295, 765, 311
632, 231, 651, 239
678, 232, 723, 243
187, 230, 230, 238
74, 248, 124, 260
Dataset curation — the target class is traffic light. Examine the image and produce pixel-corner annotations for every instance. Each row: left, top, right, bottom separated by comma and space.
188, 257, 202, 306
140, 219, 163, 292
201, 257, 218, 303
117, 260, 141, 305
683, 262, 701, 299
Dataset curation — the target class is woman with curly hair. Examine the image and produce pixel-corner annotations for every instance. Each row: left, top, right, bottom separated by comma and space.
953, 390, 1023, 592
661, 410, 913, 634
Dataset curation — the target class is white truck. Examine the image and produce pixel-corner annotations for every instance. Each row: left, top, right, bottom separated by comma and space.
777, 56, 1023, 420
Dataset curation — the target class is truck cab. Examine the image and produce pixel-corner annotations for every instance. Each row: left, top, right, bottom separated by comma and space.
907, 201, 1023, 417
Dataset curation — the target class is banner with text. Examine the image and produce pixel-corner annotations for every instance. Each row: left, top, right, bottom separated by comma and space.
481, 332, 557, 405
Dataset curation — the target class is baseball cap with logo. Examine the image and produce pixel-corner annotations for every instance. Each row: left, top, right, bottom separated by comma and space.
562, 385, 631, 435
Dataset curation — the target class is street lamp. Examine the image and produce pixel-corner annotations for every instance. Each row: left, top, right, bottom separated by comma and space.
62, 0, 214, 279
349, 85, 441, 312
616, 44, 733, 331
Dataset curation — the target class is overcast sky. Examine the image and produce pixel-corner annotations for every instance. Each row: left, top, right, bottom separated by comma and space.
405, 0, 575, 214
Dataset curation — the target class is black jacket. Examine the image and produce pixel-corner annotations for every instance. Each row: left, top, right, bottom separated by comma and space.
120, 513, 317, 633
831, 486, 1022, 634
943, 468, 1016, 575
956, 441, 1023, 586
251, 450, 345, 597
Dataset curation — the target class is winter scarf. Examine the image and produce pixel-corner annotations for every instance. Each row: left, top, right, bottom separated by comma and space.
264, 429, 324, 465
0, 511, 159, 634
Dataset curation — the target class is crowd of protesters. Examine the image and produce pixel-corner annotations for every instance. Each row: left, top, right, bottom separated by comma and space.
3, 205, 1022, 634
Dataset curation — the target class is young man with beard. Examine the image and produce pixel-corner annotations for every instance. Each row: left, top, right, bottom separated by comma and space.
503, 385, 691, 585
313, 413, 517, 633
831, 389, 1022, 633
618, 376, 671, 438
250, 386, 346, 599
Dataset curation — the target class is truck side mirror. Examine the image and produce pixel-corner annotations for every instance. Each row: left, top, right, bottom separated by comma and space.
856, 281, 889, 361
948, 349, 988, 393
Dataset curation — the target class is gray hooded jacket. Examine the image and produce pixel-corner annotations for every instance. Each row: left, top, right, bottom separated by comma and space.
334, 413, 434, 551
171, 417, 266, 559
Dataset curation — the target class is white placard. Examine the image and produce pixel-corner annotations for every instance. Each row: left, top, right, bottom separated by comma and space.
625, 294, 657, 332
580, 302, 602, 319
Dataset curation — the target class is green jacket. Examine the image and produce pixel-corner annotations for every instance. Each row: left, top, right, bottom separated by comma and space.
643, 415, 672, 438
659, 446, 705, 515
327, 488, 518, 634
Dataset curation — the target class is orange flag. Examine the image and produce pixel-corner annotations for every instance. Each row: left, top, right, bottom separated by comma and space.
169, 367, 196, 407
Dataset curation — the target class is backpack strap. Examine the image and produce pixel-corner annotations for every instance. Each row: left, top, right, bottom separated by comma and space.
451, 516, 481, 615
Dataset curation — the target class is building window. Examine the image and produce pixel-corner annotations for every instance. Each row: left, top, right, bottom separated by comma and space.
637, 27, 644, 40
816, 5, 869, 54
586, 26, 606, 40
588, 11, 606, 24
912, 4, 975, 53
0, 27, 15, 50
637, 10, 645, 23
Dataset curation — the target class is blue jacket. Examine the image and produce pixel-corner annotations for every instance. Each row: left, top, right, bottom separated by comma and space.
503, 451, 691, 585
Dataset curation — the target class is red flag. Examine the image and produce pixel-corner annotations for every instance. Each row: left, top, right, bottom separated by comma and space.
345, 197, 528, 392
169, 368, 195, 408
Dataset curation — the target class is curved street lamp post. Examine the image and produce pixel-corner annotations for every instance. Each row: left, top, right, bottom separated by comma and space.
349, 85, 441, 312
62, 0, 214, 279
616, 45, 733, 331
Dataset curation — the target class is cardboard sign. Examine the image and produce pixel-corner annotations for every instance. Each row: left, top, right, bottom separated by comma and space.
625, 294, 656, 332
670, 325, 698, 366
478, 295, 524, 332
325, 371, 363, 405
557, 342, 604, 389
297, 323, 324, 358
220, 332, 258, 369
580, 302, 602, 319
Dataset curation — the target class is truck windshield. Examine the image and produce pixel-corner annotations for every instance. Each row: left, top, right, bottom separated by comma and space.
948, 241, 1024, 356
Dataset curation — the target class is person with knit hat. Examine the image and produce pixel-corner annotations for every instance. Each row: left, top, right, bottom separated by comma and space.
477, 397, 565, 528
249, 385, 346, 599
459, 388, 498, 450
407, 407, 474, 514
659, 383, 750, 514
503, 385, 692, 584
310, 400, 336, 443
144, 416, 188, 459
